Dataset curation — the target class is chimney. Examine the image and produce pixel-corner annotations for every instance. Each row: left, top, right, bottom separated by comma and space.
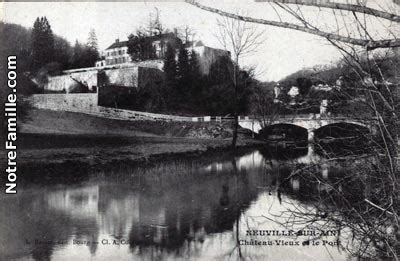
115, 38, 120, 43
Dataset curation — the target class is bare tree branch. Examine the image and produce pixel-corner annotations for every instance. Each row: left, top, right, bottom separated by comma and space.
255, 0, 400, 23
185, 0, 400, 50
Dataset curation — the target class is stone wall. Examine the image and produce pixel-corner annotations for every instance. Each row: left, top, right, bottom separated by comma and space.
192, 46, 230, 75
29, 94, 240, 124
104, 67, 139, 87
29, 94, 98, 112
137, 67, 164, 89
97, 85, 136, 108
45, 71, 98, 93
44, 66, 149, 93
28, 94, 194, 121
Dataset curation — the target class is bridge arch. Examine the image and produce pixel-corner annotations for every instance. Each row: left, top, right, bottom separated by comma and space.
259, 123, 308, 142
319, 120, 371, 131
315, 122, 371, 140
314, 121, 371, 155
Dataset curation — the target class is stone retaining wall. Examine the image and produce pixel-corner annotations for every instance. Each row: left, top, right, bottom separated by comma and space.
28, 94, 235, 123
45, 71, 98, 93
104, 67, 139, 87
29, 94, 98, 112
44, 66, 158, 93
28, 94, 193, 121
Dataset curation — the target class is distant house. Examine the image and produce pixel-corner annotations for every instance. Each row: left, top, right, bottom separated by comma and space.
311, 83, 333, 92
99, 39, 131, 66
95, 34, 230, 75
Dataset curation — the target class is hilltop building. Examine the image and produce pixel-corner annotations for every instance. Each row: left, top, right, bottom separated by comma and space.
95, 34, 230, 75
42, 32, 230, 95
96, 32, 182, 67
186, 41, 231, 75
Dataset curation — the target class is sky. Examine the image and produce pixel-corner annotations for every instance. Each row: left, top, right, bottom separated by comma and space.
1, 1, 398, 81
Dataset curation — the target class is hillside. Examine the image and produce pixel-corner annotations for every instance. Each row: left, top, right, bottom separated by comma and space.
20, 109, 244, 139
0, 21, 98, 73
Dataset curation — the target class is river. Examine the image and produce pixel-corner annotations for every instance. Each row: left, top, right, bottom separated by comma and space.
0, 147, 376, 260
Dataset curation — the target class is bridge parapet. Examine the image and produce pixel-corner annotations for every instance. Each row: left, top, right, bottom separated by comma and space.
238, 114, 377, 121
238, 114, 377, 135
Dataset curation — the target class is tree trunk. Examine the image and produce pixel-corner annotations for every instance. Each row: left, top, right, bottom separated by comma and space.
231, 112, 239, 148
231, 61, 239, 149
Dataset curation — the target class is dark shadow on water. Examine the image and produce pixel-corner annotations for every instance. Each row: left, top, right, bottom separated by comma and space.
258, 146, 309, 161
1, 149, 259, 260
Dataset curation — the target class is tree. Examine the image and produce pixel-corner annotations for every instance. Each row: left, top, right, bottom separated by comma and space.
68, 31, 99, 69
163, 43, 177, 110
84, 29, 99, 67
177, 45, 190, 105
215, 13, 265, 148
153, 8, 164, 35
31, 17, 54, 71
189, 50, 200, 80
53, 36, 73, 69
71, 40, 82, 67
203, 55, 236, 115
127, 33, 141, 61
188, 50, 202, 106
146, 7, 164, 36
296, 77, 312, 96
87, 29, 98, 51
178, 25, 196, 44
127, 29, 156, 61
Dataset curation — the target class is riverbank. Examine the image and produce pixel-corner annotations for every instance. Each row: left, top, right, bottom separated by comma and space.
16, 133, 263, 166
11, 109, 264, 165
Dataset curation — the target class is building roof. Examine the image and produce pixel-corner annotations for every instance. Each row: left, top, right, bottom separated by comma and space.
106, 40, 129, 50
147, 32, 178, 42
106, 32, 180, 50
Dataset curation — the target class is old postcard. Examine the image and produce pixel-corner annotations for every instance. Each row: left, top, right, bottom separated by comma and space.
0, 0, 399, 260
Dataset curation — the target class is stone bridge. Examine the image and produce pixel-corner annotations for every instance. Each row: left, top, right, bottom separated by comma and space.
238, 114, 377, 142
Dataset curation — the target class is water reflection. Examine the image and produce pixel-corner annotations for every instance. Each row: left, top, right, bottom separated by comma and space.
0, 148, 373, 260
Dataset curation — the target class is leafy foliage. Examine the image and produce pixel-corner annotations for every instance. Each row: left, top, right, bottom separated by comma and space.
127, 31, 156, 61
70, 40, 99, 69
